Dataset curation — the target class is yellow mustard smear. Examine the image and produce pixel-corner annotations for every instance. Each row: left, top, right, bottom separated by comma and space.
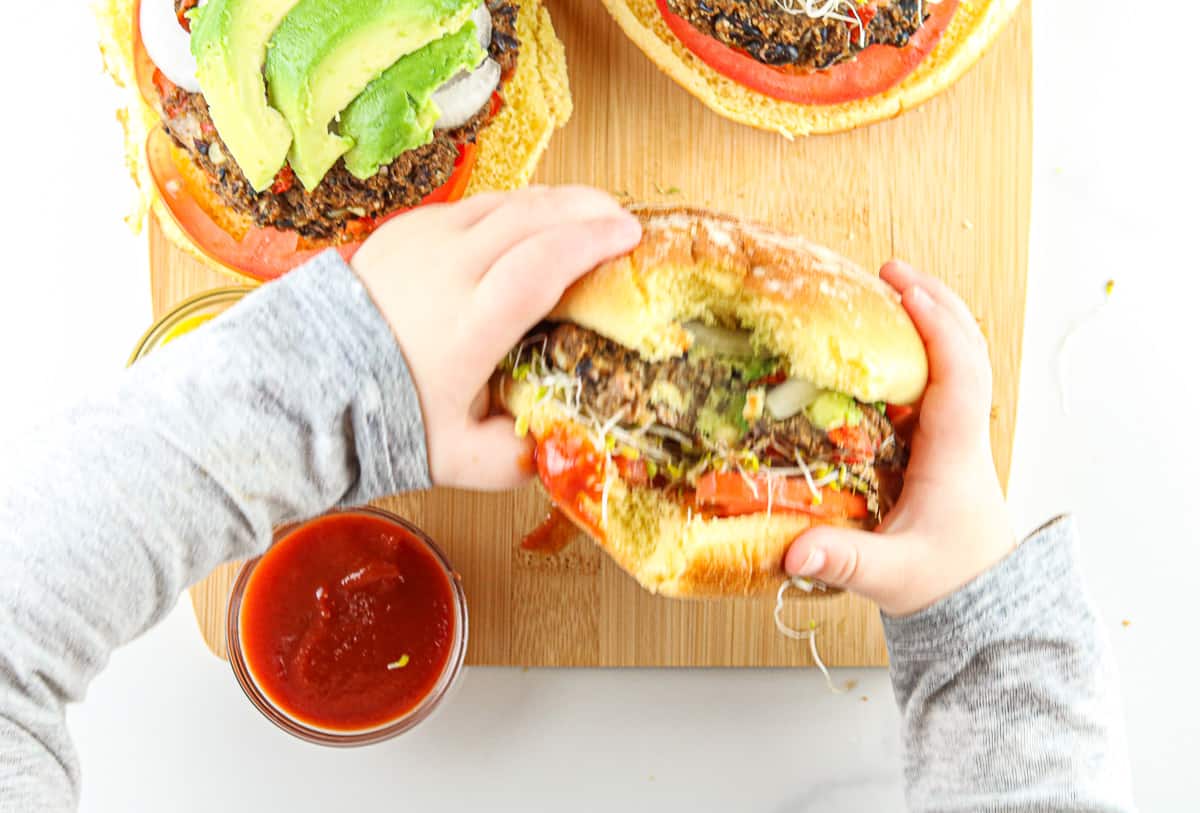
158, 313, 217, 348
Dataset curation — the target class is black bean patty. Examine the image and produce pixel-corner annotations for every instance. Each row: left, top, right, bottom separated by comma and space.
157, 1, 520, 241
667, 0, 926, 70
545, 323, 905, 468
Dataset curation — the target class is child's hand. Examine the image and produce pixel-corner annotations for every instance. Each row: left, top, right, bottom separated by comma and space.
783, 261, 1015, 617
351, 186, 642, 491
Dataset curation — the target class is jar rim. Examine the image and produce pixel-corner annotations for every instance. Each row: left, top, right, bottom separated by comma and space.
127, 286, 255, 366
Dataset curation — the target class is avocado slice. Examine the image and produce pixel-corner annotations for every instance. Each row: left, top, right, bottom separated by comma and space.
265, 0, 478, 190
340, 22, 483, 180
189, 0, 303, 193
805, 391, 864, 431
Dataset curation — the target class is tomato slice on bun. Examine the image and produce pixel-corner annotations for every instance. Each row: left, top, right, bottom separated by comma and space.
654, 0, 960, 106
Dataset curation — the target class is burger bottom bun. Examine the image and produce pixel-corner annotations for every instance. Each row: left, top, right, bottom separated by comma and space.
499, 377, 863, 599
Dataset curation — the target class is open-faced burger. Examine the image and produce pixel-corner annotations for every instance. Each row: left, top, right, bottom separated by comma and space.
98, 0, 572, 281
600, 0, 1021, 136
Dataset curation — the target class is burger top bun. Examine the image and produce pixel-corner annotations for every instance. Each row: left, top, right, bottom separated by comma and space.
549, 206, 928, 406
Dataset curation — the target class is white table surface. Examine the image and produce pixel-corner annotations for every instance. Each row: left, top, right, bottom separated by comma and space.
3, 2, 1197, 810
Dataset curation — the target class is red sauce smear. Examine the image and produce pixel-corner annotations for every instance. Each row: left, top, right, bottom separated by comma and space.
521, 509, 578, 555
534, 426, 605, 539
239, 513, 455, 732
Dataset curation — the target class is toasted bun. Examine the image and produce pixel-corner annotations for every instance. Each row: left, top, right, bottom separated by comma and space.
550, 206, 927, 405
96, 0, 572, 284
501, 376, 858, 597
599, 0, 1021, 137
498, 208, 925, 597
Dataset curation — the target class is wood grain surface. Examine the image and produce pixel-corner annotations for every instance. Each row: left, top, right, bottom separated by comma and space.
149, 0, 1031, 667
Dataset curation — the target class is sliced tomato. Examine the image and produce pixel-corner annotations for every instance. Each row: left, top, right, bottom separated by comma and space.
134, 2, 479, 281
176, 0, 198, 32
419, 136, 479, 206
269, 165, 296, 195
886, 403, 916, 424
695, 472, 869, 520
147, 127, 350, 281
145, 128, 478, 282
614, 455, 650, 488
654, 0, 960, 106
826, 424, 877, 464
535, 427, 606, 538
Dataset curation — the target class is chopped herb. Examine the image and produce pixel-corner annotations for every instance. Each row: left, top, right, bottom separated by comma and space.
654, 183, 682, 195
738, 356, 780, 384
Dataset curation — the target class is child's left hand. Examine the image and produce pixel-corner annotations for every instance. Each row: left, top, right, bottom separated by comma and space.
351, 186, 642, 491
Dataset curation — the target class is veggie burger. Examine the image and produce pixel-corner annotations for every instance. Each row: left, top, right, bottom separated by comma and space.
600, 0, 1022, 136
98, 0, 571, 281
496, 207, 928, 597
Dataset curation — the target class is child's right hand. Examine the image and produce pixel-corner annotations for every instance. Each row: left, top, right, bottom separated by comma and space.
783, 261, 1016, 617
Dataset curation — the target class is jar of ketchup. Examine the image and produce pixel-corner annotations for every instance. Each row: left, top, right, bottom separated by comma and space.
226, 507, 468, 745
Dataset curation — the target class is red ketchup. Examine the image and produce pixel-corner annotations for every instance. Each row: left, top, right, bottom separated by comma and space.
238, 512, 457, 732
521, 509, 578, 555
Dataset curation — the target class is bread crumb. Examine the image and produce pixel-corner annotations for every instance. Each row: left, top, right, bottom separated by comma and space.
844, 679, 858, 691
860, 696, 869, 702
1121, 619, 1131, 628
648, 775, 656, 782
962, 219, 974, 231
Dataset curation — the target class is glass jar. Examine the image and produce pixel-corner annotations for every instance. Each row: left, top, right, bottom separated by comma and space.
225, 506, 469, 746
127, 286, 253, 364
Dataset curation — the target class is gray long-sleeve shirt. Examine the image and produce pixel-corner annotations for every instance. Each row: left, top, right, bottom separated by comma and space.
0, 252, 1133, 811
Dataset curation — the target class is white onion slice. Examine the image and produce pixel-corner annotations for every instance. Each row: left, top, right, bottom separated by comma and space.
470, 2, 493, 52
765, 378, 821, 420
139, 0, 201, 93
683, 321, 756, 358
433, 57, 501, 130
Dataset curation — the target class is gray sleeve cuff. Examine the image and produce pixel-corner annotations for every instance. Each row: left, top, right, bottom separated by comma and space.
217, 250, 431, 499
882, 515, 1082, 662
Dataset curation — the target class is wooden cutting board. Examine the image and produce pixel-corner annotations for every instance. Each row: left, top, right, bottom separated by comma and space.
151, 0, 1031, 667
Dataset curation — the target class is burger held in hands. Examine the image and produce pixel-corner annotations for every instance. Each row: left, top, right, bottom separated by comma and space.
495, 207, 928, 597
